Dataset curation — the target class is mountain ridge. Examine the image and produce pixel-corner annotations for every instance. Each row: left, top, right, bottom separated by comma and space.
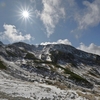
0, 41, 100, 99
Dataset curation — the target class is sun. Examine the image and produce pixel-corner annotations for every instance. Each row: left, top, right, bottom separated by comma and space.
16, 4, 34, 24
22, 10, 29, 18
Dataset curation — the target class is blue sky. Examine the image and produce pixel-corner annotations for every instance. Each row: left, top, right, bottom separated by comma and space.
0, 0, 100, 55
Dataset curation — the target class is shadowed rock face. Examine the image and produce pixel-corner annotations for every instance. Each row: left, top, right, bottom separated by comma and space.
0, 41, 3, 45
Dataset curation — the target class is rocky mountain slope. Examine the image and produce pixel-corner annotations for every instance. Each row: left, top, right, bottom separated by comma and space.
0, 41, 100, 100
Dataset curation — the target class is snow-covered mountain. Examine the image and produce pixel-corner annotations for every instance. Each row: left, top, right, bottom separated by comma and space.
0, 41, 100, 100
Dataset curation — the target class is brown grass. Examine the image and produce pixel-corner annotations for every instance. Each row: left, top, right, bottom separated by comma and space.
77, 91, 98, 100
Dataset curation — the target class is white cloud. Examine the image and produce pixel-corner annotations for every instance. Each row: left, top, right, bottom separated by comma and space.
77, 43, 100, 55
75, 0, 100, 30
0, 24, 32, 43
40, 0, 65, 37
41, 39, 72, 45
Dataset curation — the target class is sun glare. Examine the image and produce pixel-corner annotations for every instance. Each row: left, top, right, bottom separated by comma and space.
22, 10, 29, 18
16, 4, 34, 24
